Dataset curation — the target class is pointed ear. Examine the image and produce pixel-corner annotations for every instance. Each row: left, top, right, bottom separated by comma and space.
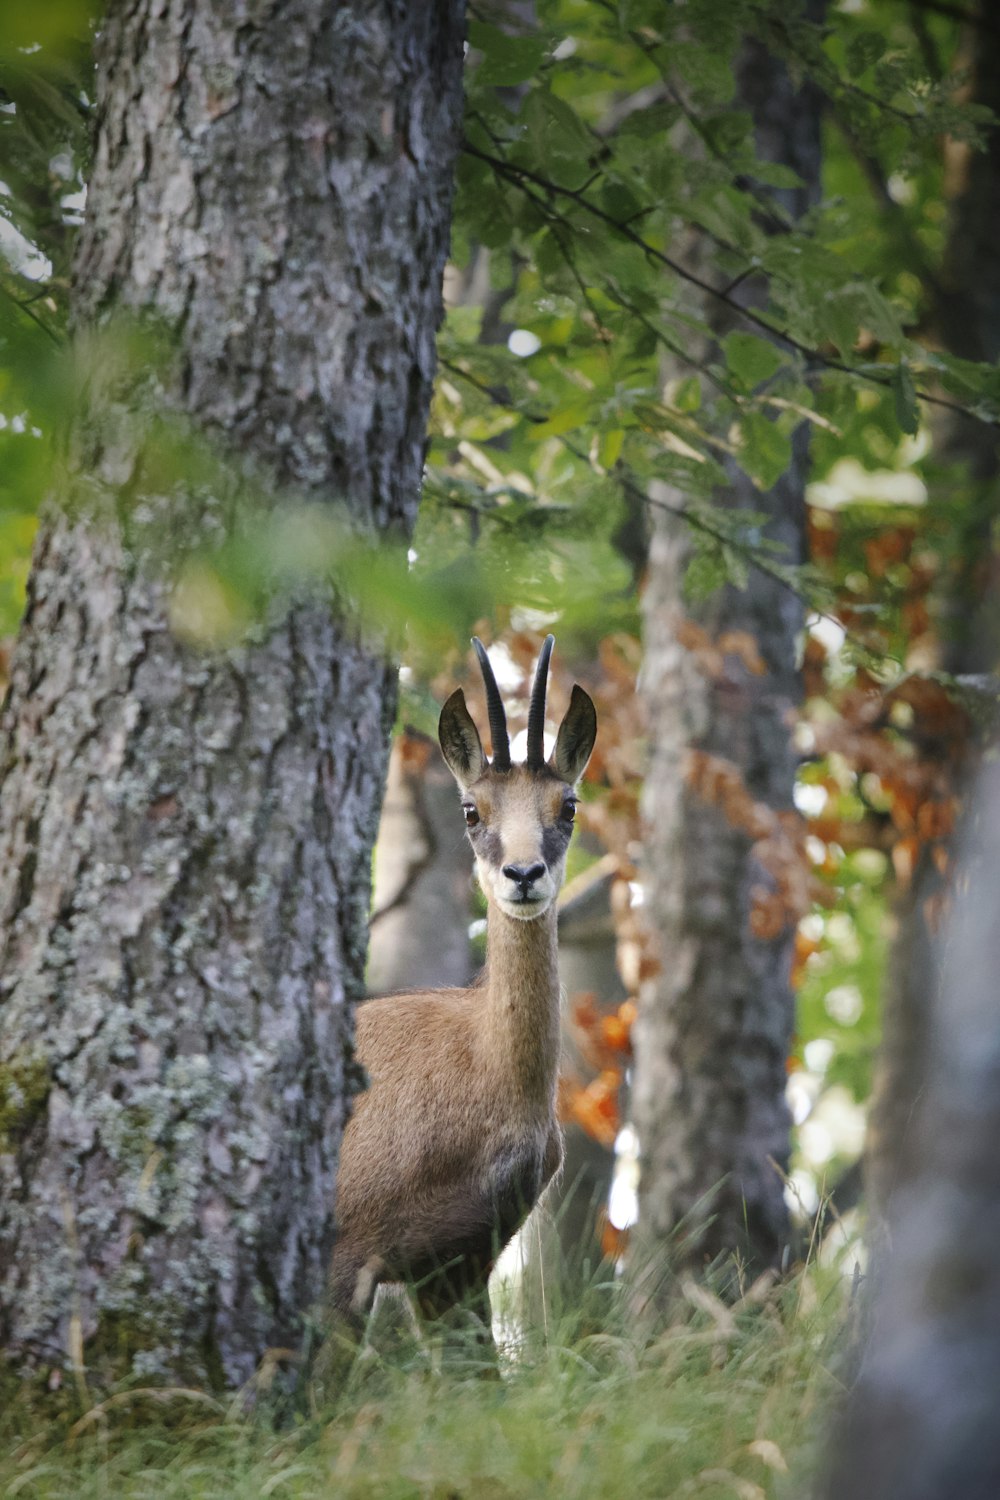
438, 688, 487, 789
550, 685, 597, 785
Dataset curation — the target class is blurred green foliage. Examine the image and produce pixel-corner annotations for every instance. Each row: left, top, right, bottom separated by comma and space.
0, 0, 96, 631
2, 0, 997, 647
796, 851, 888, 1105
407, 0, 998, 700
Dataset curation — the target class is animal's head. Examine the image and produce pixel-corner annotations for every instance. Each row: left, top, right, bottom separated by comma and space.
438, 636, 597, 921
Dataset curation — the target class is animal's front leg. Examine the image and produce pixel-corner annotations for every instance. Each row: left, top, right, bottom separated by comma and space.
316, 1249, 387, 1395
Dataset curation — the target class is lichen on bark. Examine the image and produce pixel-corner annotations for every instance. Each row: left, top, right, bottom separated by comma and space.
0, 0, 465, 1386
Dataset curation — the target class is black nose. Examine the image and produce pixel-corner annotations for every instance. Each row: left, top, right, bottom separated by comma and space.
503, 862, 546, 895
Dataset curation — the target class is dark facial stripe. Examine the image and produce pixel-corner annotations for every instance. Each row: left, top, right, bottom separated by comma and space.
472, 826, 504, 867
541, 824, 571, 866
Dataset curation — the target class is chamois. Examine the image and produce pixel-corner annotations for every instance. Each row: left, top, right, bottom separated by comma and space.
329, 635, 597, 1354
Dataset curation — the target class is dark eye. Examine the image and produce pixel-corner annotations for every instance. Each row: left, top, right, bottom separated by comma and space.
562, 798, 577, 824
463, 804, 480, 828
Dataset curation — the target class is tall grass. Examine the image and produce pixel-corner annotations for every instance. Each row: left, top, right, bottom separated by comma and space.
1, 1255, 852, 1500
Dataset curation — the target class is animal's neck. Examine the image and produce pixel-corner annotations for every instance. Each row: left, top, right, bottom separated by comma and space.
482, 903, 561, 1107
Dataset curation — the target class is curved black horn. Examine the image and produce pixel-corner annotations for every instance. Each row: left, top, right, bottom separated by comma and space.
526, 634, 555, 770
472, 637, 511, 771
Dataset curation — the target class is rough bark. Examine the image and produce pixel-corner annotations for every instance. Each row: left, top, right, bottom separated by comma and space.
633, 26, 823, 1283
866, 15, 1000, 1228
367, 731, 473, 996
822, 758, 1000, 1500
0, 0, 464, 1385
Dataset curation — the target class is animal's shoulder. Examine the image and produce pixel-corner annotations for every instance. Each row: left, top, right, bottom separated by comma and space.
355, 987, 478, 1073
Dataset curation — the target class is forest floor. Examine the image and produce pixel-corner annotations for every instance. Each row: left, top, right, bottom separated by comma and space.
0, 1260, 855, 1499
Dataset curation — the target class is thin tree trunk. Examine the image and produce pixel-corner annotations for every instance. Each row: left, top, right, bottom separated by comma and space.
822, 757, 1000, 1500
633, 24, 823, 1284
368, 731, 473, 995
866, 14, 1000, 1228
0, 0, 464, 1386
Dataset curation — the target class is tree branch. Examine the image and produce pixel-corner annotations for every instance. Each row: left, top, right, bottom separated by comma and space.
462, 139, 1000, 430
438, 355, 898, 667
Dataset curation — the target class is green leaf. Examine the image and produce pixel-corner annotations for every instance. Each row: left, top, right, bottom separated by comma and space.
703, 110, 754, 159
688, 184, 763, 256
0, 0, 100, 50
821, 290, 862, 361
618, 102, 681, 140
683, 545, 728, 602
617, 0, 670, 30
892, 361, 920, 435
527, 401, 592, 440
598, 428, 624, 469
668, 40, 736, 105
468, 22, 548, 87
722, 544, 749, 590
741, 411, 792, 490
750, 160, 804, 191
846, 32, 886, 79
600, 179, 643, 223
673, 376, 702, 413
517, 88, 594, 190
535, 230, 566, 277
722, 332, 783, 391
860, 283, 904, 347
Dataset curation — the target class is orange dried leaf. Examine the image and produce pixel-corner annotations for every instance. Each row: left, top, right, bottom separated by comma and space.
600, 1216, 630, 1260
618, 999, 638, 1028
399, 732, 432, 772
601, 1014, 632, 1055
794, 931, 820, 963
676, 618, 713, 654
749, 890, 786, 940
569, 1075, 621, 1147
571, 993, 601, 1034
717, 630, 767, 676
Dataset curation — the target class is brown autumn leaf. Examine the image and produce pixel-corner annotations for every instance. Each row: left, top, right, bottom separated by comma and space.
716, 630, 767, 677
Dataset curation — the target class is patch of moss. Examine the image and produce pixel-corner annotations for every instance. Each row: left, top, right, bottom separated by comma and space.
0, 1049, 50, 1151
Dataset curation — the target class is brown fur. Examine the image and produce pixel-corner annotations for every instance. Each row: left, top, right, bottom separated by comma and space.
328, 665, 596, 1353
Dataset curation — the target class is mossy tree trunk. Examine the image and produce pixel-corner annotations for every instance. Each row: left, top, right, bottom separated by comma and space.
0, 0, 464, 1386
633, 22, 823, 1285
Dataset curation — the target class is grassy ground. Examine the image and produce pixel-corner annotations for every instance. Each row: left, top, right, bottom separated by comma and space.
0, 1262, 852, 1500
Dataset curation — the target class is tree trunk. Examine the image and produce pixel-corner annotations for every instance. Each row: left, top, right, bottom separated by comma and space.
0, 0, 464, 1387
822, 757, 1000, 1500
866, 14, 1000, 1229
367, 731, 473, 996
633, 25, 823, 1285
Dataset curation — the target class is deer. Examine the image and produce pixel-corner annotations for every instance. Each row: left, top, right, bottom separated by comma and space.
327, 635, 597, 1363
